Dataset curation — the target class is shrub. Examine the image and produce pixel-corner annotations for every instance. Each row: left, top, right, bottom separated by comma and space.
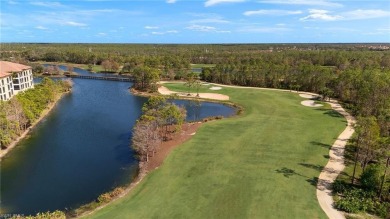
334, 186, 389, 218
360, 164, 383, 192
97, 187, 125, 203
11, 210, 65, 219
333, 180, 350, 194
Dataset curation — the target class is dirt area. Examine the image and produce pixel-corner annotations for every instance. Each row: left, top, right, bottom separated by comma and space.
146, 122, 202, 172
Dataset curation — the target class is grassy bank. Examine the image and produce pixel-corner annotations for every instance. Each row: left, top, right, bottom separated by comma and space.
86, 83, 346, 219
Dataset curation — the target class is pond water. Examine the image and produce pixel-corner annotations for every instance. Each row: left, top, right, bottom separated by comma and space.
0, 67, 235, 216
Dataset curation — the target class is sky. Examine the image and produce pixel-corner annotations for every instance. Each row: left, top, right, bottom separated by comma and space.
0, 0, 389, 43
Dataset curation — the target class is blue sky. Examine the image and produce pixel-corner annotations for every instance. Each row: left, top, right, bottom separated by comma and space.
1, 0, 389, 43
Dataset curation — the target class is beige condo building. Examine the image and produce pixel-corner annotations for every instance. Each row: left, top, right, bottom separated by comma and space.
0, 61, 34, 101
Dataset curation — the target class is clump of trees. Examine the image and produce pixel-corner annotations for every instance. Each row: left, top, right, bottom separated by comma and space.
132, 96, 186, 163
0, 78, 71, 149
101, 59, 120, 72
132, 66, 160, 92
43, 65, 61, 75
334, 116, 390, 218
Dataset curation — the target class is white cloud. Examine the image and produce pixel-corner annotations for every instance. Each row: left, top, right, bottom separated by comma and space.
186, 25, 230, 33
259, 0, 343, 7
64, 21, 87, 27
35, 25, 48, 30
190, 18, 230, 23
97, 32, 107, 36
244, 10, 302, 16
239, 26, 291, 32
378, 28, 390, 32
216, 30, 231, 33
300, 9, 390, 21
166, 0, 177, 3
342, 10, 390, 20
300, 9, 343, 21
186, 24, 216, 31
30, 1, 65, 8
205, 0, 245, 7
151, 30, 179, 35
145, 26, 159, 29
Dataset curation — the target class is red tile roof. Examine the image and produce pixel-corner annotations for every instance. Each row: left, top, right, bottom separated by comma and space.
0, 61, 31, 78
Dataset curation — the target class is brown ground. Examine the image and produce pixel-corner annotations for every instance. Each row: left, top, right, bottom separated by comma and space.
146, 122, 202, 171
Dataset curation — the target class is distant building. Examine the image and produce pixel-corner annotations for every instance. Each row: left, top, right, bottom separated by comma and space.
0, 61, 34, 101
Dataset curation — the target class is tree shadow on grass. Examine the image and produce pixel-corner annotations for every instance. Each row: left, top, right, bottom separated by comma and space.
315, 108, 344, 118
275, 167, 307, 178
299, 163, 324, 172
311, 141, 331, 149
307, 177, 319, 186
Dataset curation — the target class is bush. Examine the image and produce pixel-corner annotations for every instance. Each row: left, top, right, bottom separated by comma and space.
11, 210, 65, 219
335, 186, 389, 218
333, 180, 350, 194
360, 164, 383, 192
97, 187, 125, 203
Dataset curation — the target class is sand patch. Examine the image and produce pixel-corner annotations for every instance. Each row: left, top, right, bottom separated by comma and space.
158, 86, 229, 101
301, 100, 323, 107
209, 86, 222, 90
299, 93, 317, 99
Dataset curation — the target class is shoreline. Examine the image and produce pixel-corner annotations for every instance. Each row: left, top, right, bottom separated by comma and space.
0, 91, 70, 160
76, 86, 230, 217
76, 122, 203, 218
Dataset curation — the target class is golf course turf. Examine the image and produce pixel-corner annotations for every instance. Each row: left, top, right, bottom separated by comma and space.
85, 83, 346, 219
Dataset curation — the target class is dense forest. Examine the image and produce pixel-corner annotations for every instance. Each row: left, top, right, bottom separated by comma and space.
0, 78, 71, 149
1, 43, 389, 217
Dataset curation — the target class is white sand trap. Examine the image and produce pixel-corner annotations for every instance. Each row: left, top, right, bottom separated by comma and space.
301, 100, 323, 107
158, 86, 229, 101
299, 93, 317, 99
202, 83, 210, 86
209, 86, 222, 90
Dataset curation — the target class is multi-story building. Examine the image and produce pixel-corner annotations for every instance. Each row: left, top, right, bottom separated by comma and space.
0, 72, 14, 101
0, 61, 34, 101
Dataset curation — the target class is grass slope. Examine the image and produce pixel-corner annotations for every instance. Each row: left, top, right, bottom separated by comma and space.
86, 84, 346, 219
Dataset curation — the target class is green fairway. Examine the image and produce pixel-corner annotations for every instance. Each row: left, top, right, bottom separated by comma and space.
86, 83, 346, 219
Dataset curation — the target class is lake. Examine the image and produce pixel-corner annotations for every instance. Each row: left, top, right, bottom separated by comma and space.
0, 67, 235, 215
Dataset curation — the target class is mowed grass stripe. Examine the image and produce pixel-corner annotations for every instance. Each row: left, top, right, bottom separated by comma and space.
86, 84, 346, 219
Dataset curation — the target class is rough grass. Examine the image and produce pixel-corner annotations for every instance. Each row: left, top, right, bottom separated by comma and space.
85, 83, 346, 219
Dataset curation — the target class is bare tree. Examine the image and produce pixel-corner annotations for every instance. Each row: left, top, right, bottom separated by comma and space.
132, 120, 160, 162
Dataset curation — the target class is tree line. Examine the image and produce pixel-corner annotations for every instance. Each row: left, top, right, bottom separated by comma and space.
0, 78, 71, 149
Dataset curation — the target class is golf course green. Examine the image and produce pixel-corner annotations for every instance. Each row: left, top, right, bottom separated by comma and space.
85, 83, 346, 219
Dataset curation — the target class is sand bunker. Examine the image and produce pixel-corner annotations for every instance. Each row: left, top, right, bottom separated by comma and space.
158, 86, 229, 101
202, 83, 210, 86
301, 100, 323, 107
299, 93, 317, 99
209, 86, 222, 90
